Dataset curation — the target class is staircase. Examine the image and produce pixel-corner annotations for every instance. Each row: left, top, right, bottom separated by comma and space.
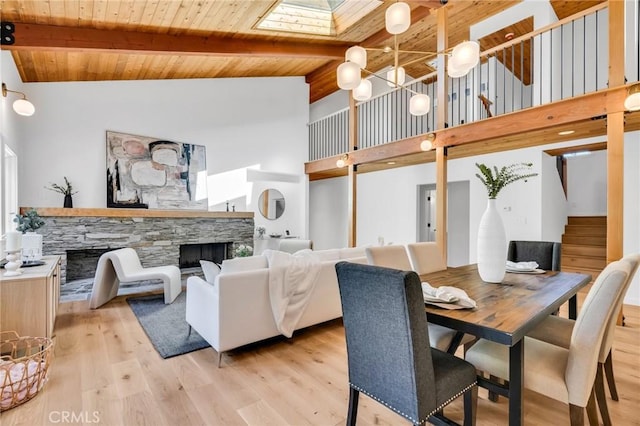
561, 216, 607, 278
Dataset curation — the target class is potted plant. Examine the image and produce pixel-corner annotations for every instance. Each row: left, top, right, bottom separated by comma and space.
234, 244, 253, 258
14, 208, 45, 233
46, 177, 78, 208
475, 163, 537, 283
14, 209, 46, 261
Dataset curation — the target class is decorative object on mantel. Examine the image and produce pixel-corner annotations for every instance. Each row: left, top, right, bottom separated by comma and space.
234, 244, 253, 257
45, 176, 78, 208
13, 209, 45, 262
106, 131, 208, 210
475, 163, 537, 283
256, 226, 266, 239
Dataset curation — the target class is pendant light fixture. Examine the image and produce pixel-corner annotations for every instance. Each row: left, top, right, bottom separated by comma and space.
336, 1, 480, 116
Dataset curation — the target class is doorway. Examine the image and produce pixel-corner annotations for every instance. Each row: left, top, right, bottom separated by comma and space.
417, 181, 470, 267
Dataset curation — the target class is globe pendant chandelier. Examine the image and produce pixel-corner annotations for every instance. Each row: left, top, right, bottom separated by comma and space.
336, 1, 480, 116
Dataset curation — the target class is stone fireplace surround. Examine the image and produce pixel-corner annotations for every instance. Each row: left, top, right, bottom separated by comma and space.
28, 208, 254, 285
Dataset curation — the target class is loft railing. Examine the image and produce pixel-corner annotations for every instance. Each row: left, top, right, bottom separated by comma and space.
309, 108, 349, 161
309, 2, 638, 162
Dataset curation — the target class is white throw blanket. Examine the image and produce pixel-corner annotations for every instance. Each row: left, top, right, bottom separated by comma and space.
263, 249, 322, 338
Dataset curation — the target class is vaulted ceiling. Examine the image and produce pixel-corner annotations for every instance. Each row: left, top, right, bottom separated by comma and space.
0, 0, 605, 103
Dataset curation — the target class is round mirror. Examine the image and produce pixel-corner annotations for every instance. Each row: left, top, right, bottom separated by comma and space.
258, 189, 285, 220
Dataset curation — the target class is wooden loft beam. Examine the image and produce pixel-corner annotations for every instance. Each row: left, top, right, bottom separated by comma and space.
304, 86, 630, 176
1, 22, 351, 59
438, 86, 627, 148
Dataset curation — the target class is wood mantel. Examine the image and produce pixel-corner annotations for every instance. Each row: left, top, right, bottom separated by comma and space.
21, 207, 253, 219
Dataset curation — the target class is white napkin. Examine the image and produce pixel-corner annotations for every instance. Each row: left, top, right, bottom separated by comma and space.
506, 260, 539, 271
421, 282, 477, 309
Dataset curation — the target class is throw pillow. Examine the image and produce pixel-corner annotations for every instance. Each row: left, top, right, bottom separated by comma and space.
199, 260, 221, 283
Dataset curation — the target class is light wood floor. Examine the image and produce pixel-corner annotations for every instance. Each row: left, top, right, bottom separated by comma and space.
2, 292, 639, 426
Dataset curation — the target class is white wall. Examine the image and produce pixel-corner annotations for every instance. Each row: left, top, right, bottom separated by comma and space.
309, 176, 349, 249
311, 146, 550, 255
1, 51, 310, 239
567, 150, 608, 216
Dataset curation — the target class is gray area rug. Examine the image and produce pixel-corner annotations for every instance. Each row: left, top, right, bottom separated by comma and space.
127, 292, 210, 359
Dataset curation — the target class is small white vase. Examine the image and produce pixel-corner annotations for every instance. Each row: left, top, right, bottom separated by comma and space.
21, 232, 43, 261
477, 199, 506, 283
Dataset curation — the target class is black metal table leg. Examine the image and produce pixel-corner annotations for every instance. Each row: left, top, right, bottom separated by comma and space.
569, 294, 578, 320
508, 339, 524, 426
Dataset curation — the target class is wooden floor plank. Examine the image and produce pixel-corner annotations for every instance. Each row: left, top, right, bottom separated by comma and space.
1, 293, 638, 425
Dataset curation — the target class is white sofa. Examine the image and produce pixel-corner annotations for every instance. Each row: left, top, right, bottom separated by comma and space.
185, 247, 367, 366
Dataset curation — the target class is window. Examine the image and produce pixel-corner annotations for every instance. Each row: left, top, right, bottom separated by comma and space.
255, 0, 381, 36
3, 145, 18, 235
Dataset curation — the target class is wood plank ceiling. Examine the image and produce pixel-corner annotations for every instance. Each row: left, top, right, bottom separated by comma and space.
0, 0, 605, 103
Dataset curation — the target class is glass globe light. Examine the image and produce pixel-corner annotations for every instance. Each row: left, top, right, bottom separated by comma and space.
409, 94, 430, 116
385, 2, 411, 35
353, 79, 372, 101
346, 46, 367, 69
386, 66, 406, 87
451, 41, 480, 70
337, 61, 362, 90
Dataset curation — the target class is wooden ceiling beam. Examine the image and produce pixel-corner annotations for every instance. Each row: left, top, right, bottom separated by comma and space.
1, 22, 352, 59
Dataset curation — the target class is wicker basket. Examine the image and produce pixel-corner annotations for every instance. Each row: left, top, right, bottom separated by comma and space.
0, 331, 53, 411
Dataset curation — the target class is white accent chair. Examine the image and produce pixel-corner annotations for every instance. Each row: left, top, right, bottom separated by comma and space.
465, 259, 632, 426
277, 239, 313, 254
89, 248, 182, 308
365, 244, 472, 353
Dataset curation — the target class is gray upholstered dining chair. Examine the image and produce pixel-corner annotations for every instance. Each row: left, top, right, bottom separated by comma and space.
526, 253, 640, 426
335, 262, 477, 426
507, 240, 561, 271
365, 245, 472, 353
465, 259, 632, 426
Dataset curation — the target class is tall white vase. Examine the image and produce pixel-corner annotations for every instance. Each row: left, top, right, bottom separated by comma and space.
477, 199, 506, 283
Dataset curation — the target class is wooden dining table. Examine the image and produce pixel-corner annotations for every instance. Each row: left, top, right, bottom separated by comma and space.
420, 264, 592, 426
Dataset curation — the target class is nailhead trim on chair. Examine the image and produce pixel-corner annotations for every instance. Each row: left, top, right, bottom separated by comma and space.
349, 381, 477, 424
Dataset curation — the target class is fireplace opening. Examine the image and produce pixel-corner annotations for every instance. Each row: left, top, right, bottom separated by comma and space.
179, 242, 231, 268
66, 248, 117, 281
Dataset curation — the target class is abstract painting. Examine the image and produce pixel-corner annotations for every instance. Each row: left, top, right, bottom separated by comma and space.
106, 131, 208, 210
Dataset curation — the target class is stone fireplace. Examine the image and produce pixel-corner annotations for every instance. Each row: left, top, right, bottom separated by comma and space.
30, 208, 254, 285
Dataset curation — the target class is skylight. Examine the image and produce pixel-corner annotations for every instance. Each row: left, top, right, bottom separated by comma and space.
256, 0, 381, 37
